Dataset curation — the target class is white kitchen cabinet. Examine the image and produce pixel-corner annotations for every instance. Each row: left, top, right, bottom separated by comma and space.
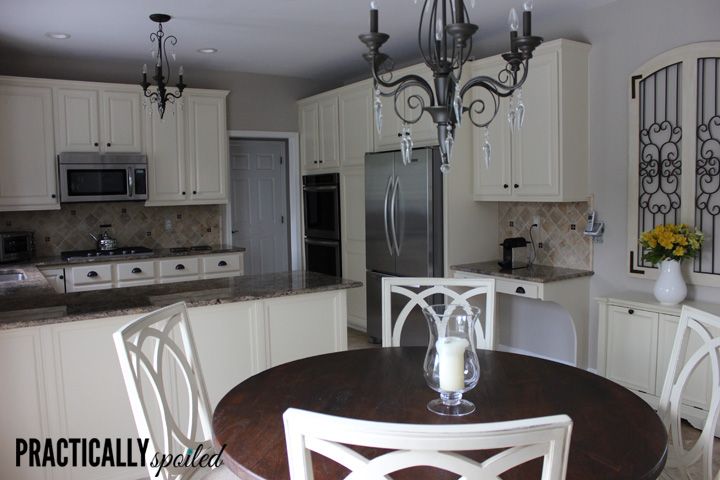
472, 39, 589, 202
0, 288, 348, 480
338, 82, 374, 167
66, 263, 113, 292
54, 85, 142, 153
298, 94, 339, 170
374, 63, 437, 151
39, 267, 66, 293
597, 293, 718, 433
115, 260, 156, 287
145, 89, 229, 206
201, 253, 244, 279
158, 257, 201, 283
0, 81, 59, 211
186, 91, 229, 202
340, 167, 367, 331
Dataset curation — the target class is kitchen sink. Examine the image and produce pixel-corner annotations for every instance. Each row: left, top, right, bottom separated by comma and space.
0, 269, 27, 283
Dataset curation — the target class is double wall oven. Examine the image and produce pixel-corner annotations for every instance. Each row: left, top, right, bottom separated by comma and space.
303, 173, 341, 277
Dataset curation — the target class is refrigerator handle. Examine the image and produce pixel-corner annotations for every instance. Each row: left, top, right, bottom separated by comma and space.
383, 175, 394, 256
390, 176, 400, 256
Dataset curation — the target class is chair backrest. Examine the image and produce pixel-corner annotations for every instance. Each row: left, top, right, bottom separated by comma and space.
113, 302, 215, 480
658, 305, 720, 480
381, 277, 496, 348
283, 408, 572, 480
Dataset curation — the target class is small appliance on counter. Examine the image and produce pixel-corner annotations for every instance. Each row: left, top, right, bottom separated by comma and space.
498, 237, 529, 270
0, 231, 34, 263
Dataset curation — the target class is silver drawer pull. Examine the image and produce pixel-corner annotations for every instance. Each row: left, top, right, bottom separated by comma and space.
515, 286, 526, 294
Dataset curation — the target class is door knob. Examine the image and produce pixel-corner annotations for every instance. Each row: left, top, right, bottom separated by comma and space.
514, 184, 519, 189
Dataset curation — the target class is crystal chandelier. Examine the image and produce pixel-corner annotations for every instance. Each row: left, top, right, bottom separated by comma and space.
359, 0, 543, 173
141, 14, 186, 119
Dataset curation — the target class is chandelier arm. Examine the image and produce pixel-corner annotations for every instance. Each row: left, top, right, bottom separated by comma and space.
393, 80, 434, 125
371, 69, 436, 107
161, 35, 178, 86
466, 95, 500, 129
165, 90, 183, 101
459, 60, 529, 100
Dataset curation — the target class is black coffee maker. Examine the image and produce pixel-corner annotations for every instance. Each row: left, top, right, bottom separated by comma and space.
498, 237, 529, 270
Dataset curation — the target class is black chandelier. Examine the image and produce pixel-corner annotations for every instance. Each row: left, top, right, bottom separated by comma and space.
141, 14, 186, 119
359, 0, 543, 172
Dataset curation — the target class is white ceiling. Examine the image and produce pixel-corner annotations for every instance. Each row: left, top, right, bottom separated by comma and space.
0, 0, 617, 82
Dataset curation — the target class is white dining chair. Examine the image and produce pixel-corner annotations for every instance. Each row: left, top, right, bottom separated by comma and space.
283, 407, 572, 479
113, 302, 237, 480
658, 305, 720, 480
381, 277, 497, 348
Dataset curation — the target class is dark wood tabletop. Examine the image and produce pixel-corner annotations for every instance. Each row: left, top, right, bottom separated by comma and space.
212, 347, 667, 480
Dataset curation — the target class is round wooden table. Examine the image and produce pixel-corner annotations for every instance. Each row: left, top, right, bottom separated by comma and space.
212, 348, 667, 480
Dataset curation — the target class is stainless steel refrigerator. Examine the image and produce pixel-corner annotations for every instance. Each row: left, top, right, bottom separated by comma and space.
365, 147, 443, 344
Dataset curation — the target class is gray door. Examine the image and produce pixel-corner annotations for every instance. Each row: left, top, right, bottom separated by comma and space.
393, 149, 434, 277
230, 139, 289, 275
365, 151, 396, 274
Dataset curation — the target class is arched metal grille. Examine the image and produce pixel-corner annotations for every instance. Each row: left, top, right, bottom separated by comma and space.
637, 63, 683, 269
694, 57, 720, 275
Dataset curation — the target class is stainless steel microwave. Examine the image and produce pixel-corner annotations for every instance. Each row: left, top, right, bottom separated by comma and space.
58, 152, 148, 203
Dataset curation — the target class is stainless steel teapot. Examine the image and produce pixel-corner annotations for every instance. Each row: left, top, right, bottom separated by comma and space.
89, 230, 117, 251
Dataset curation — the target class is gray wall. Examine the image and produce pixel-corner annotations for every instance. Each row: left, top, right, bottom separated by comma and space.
0, 53, 332, 132
471, 0, 720, 367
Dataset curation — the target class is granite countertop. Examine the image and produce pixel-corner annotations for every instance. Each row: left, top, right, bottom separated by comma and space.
33, 244, 247, 267
0, 271, 362, 330
451, 261, 594, 283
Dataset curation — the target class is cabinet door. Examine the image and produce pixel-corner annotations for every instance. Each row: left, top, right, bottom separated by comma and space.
100, 89, 142, 152
48, 316, 147, 480
54, 87, 100, 152
299, 102, 320, 169
512, 48, 560, 198
39, 267, 66, 293
339, 84, 374, 166
318, 97, 339, 168
341, 168, 367, 330
471, 58, 513, 200
656, 314, 711, 410
0, 84, 59, 210
0, 328, 49, 480
606, 306, 658, 395
186, 94, 228, 203
145, 100, 187, 204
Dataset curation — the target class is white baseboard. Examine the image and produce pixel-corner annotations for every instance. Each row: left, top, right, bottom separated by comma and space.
347, 322, 367, 333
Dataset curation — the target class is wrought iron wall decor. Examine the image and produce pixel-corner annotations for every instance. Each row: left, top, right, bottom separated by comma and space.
141, 14, 186, 119
637, 63, 683, 269
695, 57, 720, 275
359, 0, 543, 173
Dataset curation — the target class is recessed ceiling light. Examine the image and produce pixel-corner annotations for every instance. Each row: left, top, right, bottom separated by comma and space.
197, 48, 218, 54
45, 32, 71, 40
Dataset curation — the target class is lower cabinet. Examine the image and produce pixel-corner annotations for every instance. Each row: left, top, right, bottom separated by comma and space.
39, 268, 66, 293
597, 294, 716, 432
1, 289, 347, 480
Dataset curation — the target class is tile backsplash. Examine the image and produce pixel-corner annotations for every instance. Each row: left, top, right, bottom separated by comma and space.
499, 202, 593, 270
0, 203, 223, 257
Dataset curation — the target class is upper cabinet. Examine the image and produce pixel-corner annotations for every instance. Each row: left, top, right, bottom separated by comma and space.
54, 85, 142, 153
145, 89, 229, 206
374, 63, 437, 151
0, 80, 59, 211
299, 80, 375, 171
472, 39, 590, 202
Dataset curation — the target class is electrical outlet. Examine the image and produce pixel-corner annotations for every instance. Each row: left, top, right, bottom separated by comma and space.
532, 215, 541, 227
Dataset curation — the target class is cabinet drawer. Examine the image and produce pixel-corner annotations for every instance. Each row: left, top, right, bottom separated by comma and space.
202, 254, 242, 274
496, 279, 539, 299
159, 258, 200, 277
116, 261, 155, 282
69, 264, 112, 286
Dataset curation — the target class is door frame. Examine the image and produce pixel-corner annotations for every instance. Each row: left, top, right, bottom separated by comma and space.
226, 130, 301, 271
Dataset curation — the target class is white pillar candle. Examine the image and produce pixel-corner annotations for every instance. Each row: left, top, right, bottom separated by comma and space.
436, 336, 469, 391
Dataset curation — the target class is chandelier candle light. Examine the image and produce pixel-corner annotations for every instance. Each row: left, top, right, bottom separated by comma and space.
141, 14, 186, 119
360, 0, 543, 172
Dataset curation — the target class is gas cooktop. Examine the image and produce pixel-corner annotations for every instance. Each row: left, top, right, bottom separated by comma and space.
61, 246, 154, 261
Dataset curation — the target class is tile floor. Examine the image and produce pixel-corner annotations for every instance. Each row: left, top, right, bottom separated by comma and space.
346, 328, 719, 477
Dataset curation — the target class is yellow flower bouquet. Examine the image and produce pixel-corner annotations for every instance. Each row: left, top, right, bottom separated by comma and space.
639, 224, 703, 265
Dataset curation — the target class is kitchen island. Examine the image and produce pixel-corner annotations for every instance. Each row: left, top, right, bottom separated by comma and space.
0, 270, 361, 480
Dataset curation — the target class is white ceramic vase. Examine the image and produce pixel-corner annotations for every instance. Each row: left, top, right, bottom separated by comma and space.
653, 259, 687, 306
